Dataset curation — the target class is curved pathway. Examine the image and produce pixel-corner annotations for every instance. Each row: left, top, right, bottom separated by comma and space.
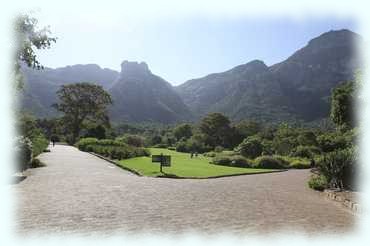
13, 145, 355, 236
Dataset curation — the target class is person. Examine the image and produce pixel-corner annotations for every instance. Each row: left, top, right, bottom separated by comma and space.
190, 152, 193, 158
51, 135, 57, 147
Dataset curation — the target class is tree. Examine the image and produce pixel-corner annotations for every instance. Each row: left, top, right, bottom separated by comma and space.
235, 120, 261, 139
14, 14, 56, 88
53, 83, 112, 143
235, 136, 263, 159
330, 81, 356, 129
173, 123, 193, 141
199, 113, 231, 148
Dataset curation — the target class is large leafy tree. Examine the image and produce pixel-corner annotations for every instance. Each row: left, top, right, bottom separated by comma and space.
14, 14, 57, 88
199, 112, 231, 148
53, 83, 112, 143
173, 123, 193, 141
330, 81, 356, 129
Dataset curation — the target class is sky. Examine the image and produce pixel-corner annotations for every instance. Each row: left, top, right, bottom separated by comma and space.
34, 13, 356, 85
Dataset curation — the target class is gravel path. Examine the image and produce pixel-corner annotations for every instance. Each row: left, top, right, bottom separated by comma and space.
13, 144, 355, 236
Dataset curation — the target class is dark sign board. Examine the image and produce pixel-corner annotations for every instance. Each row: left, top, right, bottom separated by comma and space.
162, 156, 171, 166
152, 155, 162, 163
152, 154, 171, 167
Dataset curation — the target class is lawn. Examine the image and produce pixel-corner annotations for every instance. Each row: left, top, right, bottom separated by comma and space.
117, 148, 278, 178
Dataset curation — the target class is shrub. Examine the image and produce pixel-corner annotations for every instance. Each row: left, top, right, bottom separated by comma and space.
32, 135, 49, 157
317, 132, 348, 152
214, 146, 224, 153
176, 141, 188, 152
76, 138, 98, 151
308, 175, 328, 191
204, 151, 216, 157
229, 155, 252, 167
290, 145, 321, 159
167, 147, 176, 151
15, 136, 32, 172
235, 136, 263, 159
254, 156, 287, 169
212, 155, 232, 165
116, 134, 145, 147
316, 148, 357, 190
30, 158, 46, 168
290, 159, 311, 169
153, 143, 168, 148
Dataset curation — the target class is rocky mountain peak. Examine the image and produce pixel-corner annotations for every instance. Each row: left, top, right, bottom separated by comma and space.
120, 60, 151, 76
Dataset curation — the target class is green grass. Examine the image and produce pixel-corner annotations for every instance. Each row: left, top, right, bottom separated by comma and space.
118, 148, 278, 178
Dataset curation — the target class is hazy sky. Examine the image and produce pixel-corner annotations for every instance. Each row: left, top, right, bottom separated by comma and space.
35, 15, 356, 85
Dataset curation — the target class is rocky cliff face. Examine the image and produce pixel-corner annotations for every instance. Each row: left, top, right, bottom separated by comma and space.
108, 61, 193, 123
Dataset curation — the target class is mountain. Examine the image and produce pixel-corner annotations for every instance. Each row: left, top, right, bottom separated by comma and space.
176, 29, 360, 123
108, 61, 193, 123
21, 64, 119, 117
21, 29, 360, 124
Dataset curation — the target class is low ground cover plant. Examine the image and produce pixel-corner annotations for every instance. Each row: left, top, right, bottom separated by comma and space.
76, 138, 150, 160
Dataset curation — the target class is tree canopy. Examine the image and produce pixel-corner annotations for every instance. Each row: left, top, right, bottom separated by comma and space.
330, 81, 356, 129
14, 14, 56, 88
53, 83, 112, 143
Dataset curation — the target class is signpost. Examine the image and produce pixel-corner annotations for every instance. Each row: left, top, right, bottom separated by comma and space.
152, 153, 171, 173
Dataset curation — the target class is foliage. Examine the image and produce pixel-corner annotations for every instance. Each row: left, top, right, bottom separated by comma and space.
316, 148, 357, 190
308, 175, 328, 191
290, 145, 321, 159
199, 113, 232, 148
31, 135, 49, 157
116, 134, 145, 147
214, 146, 224, 153
330, 81, 356, 129
235, 136, 263, 159
212, 155, 252, 168
14, 14, 57, 88
75, 138, 150, 160
290, 159, 311, 169
84, 124, 107, 139
253, 156, 288, 169
235, 120, 262, 139
14, 136, 32, 172
173, 123, 193, 141
316, 131, 349, 152
53, 83, 113, 143
272, 123, 299, 155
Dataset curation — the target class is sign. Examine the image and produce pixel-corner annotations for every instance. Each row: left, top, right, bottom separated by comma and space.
161, 156, 171, 167
152, 155, 162, 163
151, 154, 171, 171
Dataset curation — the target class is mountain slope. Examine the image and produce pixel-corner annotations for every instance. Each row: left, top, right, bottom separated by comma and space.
21, 64, 119, 117
108, 61, 193, 123
176, 29, 360, 123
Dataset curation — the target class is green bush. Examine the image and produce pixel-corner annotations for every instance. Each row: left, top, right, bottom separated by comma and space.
176, 141, 188, 152
290, 159, 311, 169
204, 151, 216, 157
229, 155, 252, 167
316, 148, 357, 190
214, 146, 224, 153
235, 136, 263, 159
76, 138, 98, 151
253, 156, 287, 169
153, 143, 168, 148
308, 175, 328, 191
212, 155, 232, 165
290, 145, 321, 159
75, 137, 150, 160
15, 136, 32, 172
31, 135, 49, 157
167, 147, 176, 151
211, 155, 252, 168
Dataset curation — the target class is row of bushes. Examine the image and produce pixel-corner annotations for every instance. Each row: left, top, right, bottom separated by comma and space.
210, 152, 311, 169
76, 138, 150, 160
